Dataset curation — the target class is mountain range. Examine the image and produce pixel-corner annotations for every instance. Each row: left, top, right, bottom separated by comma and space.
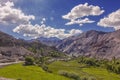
56, 30, 120, 59
30, 37, 62, 46
1, 29, 120, 60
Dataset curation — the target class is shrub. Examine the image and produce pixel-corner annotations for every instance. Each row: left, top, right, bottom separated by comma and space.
78, 57, 100, 67
49, 51, 60, 57
42, 65, 52, 73
106, 63, 120, 74
58, 70, 80, 80
25, 56, 35, 65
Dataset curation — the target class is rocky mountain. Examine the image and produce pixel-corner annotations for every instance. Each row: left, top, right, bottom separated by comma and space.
56, 30, 120, 59
0, 31, 60, 62
0, 31, 33, 62
30, 37, 62, 46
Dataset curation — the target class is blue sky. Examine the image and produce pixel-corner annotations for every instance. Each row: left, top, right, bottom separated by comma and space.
0, 0, 120, 39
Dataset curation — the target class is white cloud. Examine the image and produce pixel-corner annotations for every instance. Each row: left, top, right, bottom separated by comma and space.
98, 9, 120, 30
13, 23, 82, 39
69, 29, 82, 35
0, 1, 35, 25
65, 18, 95, 26
0, 0, 11, 3
0, 0, 21, 4
40, 18, 46, 24
62, 3, 104, 26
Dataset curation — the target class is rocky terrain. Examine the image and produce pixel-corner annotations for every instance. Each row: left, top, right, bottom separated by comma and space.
57, 30, 120, 59
1, 29, 120, 61
0, 31, 60, 63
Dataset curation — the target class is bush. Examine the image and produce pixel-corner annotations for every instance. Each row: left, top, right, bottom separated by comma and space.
78, 56, 120, 74
49, 51, 60, 57
25, 56, 35, 65
42, 65, 52, 73
78, 57, 100, 67
106, 63, 120, 74
58, 70, 80, 80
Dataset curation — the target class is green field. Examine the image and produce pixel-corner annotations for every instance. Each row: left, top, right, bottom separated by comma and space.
0, 60, 120, 80
0, 63, 69, 80
48, 60, 120, 80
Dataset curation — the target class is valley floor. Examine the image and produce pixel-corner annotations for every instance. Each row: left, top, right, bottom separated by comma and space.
0, 60, 120, 80
48, 60, 120, 80
0, 63, 69, 80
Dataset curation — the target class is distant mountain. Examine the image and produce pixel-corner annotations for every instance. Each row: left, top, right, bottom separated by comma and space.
31, 37, 62, 46
56, 30, 120, 59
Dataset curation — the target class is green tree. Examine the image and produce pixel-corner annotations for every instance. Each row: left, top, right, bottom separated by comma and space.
25, 56, 35, 65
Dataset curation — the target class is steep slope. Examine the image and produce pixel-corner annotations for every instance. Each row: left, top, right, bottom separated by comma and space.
56, 30, 120, 59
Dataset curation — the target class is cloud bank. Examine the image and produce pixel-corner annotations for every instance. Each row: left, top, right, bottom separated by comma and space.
13, 23, 83, 39
0, 1, 35, 25
62, 3, 104, 26
98, 9, 120, 30
0, 1, 83, 39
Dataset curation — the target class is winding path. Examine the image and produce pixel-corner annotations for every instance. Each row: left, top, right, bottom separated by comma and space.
0, 61, 23, 68
0, 77, 14, 80
0, 61, 23, 80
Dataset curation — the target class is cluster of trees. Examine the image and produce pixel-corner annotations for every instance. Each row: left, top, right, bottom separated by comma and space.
106, 57, 120, 74
24, 56, 35, 65
78, 56, 120, 74
49, 51, 64, 57
28, 46, 64, 58
24, 47, 65, 73
106, 63, 120, 74
78, 57, 102, 67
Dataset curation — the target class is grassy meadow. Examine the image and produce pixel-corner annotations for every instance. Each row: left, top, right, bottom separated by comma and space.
0, 59, 120, 80
48, 60, 120, 80
0, 63, 69, 80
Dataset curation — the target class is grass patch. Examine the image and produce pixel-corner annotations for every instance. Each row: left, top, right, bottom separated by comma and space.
1, 60, 120, 80
0, 63, 69, 80
82, 67, 120, 80
48, 60, 120, 80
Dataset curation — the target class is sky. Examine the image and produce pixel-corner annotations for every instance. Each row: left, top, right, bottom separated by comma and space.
0, 0, 120, 40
